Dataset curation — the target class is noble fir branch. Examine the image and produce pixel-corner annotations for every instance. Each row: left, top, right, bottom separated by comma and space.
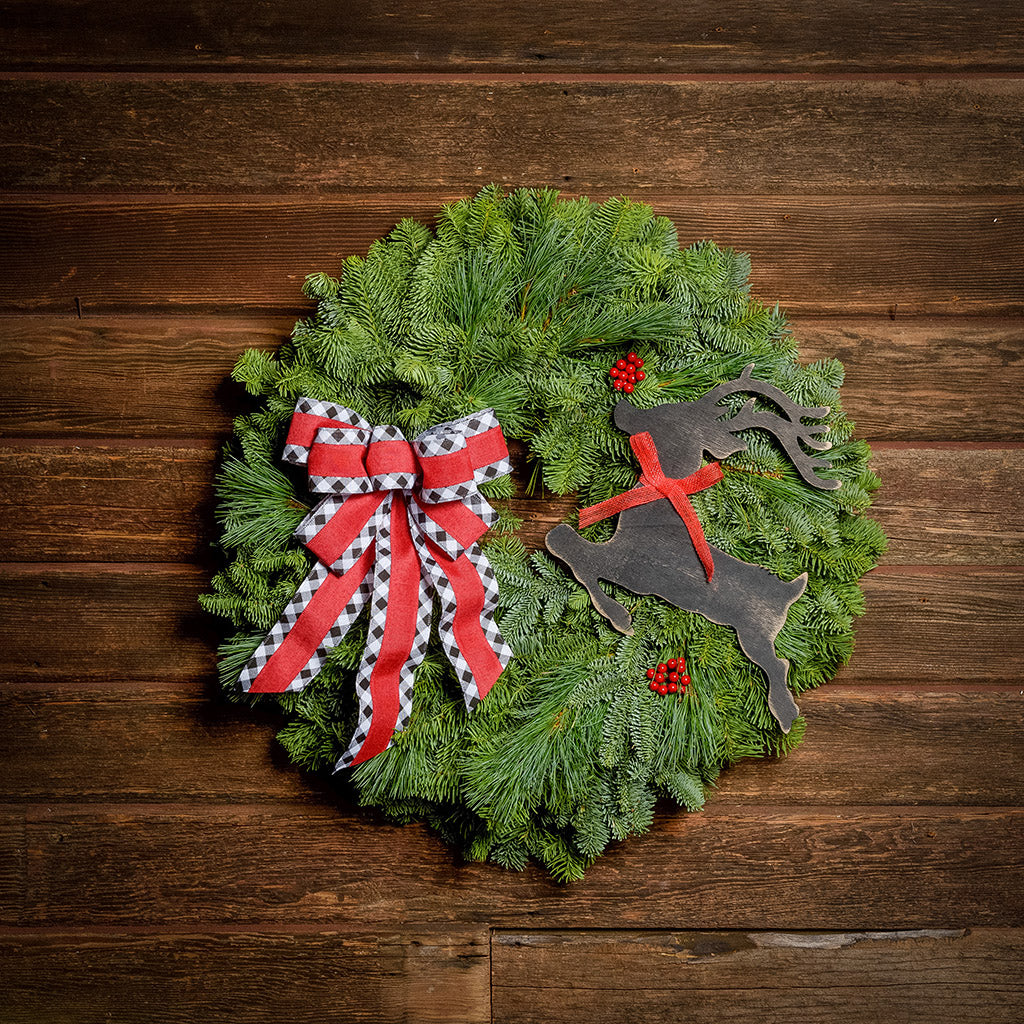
214, 452, 309, 551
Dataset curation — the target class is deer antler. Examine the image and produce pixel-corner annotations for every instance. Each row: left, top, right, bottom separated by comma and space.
699, 364, 840, 490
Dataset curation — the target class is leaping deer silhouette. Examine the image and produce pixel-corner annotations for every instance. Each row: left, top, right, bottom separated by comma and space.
545, 365, 840, 733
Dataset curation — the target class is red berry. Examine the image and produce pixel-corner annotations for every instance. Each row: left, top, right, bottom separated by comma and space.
649, 680, 659, 692
680, 674, 691, 686
623, 382, 635, 394
628, 374, 637, 384
667, 682, 678, 693
627, 351, 638, 363
646, 668, 655, 680
657, 684, 669, 695
668, 672, 679, 682
655, 673, 665, 684
667, 658, 677, 669
657, 664, 667, 673
634, 358, 644, 368
609, 367, 620, 378
616, 359, 628, 370
613, 379, 624, 391
635, 370, 646, 381
677, 657, 686, 671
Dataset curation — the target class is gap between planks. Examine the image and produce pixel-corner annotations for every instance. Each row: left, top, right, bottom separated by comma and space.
2, 562, 1017, 573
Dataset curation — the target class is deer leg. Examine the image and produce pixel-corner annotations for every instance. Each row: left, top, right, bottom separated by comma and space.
545, 524, 634, 634
734, 627, 800, 733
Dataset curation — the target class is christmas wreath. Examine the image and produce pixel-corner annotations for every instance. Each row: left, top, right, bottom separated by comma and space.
201, 185, 885, 881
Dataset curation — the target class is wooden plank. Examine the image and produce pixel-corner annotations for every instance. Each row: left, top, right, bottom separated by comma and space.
1, 1, 1022, 73
0, 445, 218, 562
3, 79, 1022, 194
2, 197, 1020, 317
844, 567, 1024, 683
716, 688, 1024, 805
1, 442, 1020, 564
0, 565, 1020, 683
1, 686, 1021, 806
0, 317, 284, 437
2, 318, 1022, 441
867, 446, 1024, 565
0, 443, 566, 562
491, 927, 1024, 1024
0, 686, 311, 804
4, 804, 1021, 928
796, 319, 1024, 441
0, 928, 490, 1024
0, 565, 217, 681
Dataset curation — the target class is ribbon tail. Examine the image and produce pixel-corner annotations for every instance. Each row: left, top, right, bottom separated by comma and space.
666, 489, 716, 582
337, 495, 432, 770
240, 546, 375, 694
422, 538, 512, 710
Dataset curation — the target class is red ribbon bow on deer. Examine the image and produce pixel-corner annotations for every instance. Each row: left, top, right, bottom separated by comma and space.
238, 397, 513, 769
578, 430, 724, 581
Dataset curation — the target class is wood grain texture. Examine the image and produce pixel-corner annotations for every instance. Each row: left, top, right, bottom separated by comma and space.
714, 689, 1024, 805
3, 804, 1021, 928
2, 196, 1022, 316
0, 5, 1019, 1015
797, 319, 1024, 441
2, 1, 1022, 72
1, 565, 1020, 683
867, 446, 1024, 565
0, 928, 490, 1024
3, 79, 1023, 194
0, 317, 283, 437
491, 927, 1024, 1024
0, 442, 568, 561
1, 686, 1020, 806
0, 445, 219, 562
0, 566, 217, 681
3, 318, 1022, 441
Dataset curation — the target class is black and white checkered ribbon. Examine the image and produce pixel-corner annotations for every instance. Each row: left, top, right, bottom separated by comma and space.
237, 397, 514, 769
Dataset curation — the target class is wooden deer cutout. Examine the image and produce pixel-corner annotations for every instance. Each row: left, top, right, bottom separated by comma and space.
545, 364, 839, 732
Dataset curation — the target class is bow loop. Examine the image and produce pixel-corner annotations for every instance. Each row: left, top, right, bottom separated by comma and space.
283, 397, 371, 467
238, 397, 513, 770
306, 426, 373, 494
413, 409, 510, 504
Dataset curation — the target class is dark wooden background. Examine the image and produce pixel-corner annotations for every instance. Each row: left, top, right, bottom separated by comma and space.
1, 4, 1023, 1021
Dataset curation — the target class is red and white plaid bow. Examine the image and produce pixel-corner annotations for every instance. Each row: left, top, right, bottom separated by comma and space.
238, 397, 514, 768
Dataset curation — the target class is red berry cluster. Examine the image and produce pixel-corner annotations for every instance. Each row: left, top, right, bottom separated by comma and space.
645, 657, 690, 697
608, 351, 646, 394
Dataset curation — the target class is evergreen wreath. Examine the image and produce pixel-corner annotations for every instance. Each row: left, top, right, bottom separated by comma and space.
201, 185, 886, 882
